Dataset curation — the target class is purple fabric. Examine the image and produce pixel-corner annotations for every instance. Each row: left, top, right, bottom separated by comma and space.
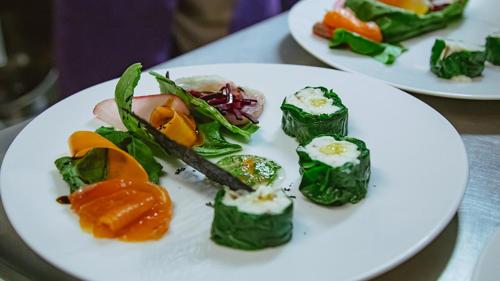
55, 0, 298, 97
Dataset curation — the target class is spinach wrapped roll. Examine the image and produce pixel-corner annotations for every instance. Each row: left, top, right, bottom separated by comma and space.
211, 186, 293, 250
297, 135, 370, 206
211, 155, 293, 250
486, 32, 500, 66
430, 38, 486, 80
281, 87, 348, 145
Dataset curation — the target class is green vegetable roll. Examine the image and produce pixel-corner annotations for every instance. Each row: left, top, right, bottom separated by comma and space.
430, 38, 486, 80
486, 32, 500, 66
211, 154, 292, 250
211, 186, 293, 250
281, 87, 348, 145
297, 135, 370, 206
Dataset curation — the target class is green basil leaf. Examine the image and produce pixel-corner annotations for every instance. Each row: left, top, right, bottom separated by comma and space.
193, 121, 242, 158
54, 148, 108, 193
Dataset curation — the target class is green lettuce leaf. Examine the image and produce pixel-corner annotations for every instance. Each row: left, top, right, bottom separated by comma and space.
54, 148, 108, 193
149, 71, 259, 139
115, 63, 169, 159
193, 121, 242, 157
96, 126, 163, 184
430, 39, 486, 79
211, 189, 293, 250
345, 0, 468, 43
297, 135, 371, 205
329, 28, 406, 64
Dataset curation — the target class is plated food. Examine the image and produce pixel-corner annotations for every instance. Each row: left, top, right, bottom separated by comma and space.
313, 0, 467, 64
52, 63, 373, 249
289, 0, 500, 99
0, 64, 468, 281
430, 38, 486, 80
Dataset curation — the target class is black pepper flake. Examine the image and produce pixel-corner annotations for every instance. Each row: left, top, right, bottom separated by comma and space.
205, 202, 214, 208
175, 167, 186, 175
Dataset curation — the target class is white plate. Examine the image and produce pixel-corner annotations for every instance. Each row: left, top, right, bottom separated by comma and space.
0, 64, 468, 281
289, 0, 500, 100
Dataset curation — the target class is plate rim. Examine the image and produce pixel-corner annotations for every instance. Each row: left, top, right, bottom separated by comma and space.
0, 63, 469, 280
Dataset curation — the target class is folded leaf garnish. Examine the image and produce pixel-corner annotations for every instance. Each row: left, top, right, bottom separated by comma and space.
329, 29, 406, 65
149, 71, 259, 139
115, 63, 169, 159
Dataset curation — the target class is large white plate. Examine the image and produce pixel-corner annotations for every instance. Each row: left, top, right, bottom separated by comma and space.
289, 0, 500, 100
0, 64, 467, 281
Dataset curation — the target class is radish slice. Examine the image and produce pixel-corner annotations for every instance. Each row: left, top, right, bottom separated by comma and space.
93, 94, 190, 131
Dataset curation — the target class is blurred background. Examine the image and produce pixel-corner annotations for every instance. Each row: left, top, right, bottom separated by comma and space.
0, 0, 297, 129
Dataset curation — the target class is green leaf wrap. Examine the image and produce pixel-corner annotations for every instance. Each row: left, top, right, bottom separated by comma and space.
297, 135, 370, 205
54, 148, 107, 193
345, 0, 468, 43
149, 71, 259, 139
96, 126, 164, 184
280, 87, 348, 145
216, 155, 281, 186
430, 39, 486, 79
193, 121, 242, 157
329, 29, 406, 64
211, 189, 293, 250
486, 34, 500, 65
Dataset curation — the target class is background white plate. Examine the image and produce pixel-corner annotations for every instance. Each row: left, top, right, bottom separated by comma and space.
1, 64, 467, 281
289, 0, 500, 100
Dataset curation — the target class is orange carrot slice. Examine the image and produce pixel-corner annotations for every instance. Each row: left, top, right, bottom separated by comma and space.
323, 8, 383, 42
68, 131, 149, 182
69, 179, 173, 241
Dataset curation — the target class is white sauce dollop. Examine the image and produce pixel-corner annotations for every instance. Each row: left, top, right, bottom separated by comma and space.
299, 136, 360, 168
285, 88, 340, 115
222, 185, 292, 215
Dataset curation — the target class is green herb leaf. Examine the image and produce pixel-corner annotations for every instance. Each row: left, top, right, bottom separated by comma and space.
54, 148, 108, 193
486, 33, 500, 66
193, 121, 242, 157
149, 71, 259, 139
115, 63, 169, 159
329, 29, 406, 65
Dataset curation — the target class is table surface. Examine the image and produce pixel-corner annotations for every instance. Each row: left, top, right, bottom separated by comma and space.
1, 12, 499, 281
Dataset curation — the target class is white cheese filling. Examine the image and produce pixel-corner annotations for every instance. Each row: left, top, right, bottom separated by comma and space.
439, 39, 484, 60
222, 185, 292, 215
299, 136, 360, 168
285, 88, 340, 115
